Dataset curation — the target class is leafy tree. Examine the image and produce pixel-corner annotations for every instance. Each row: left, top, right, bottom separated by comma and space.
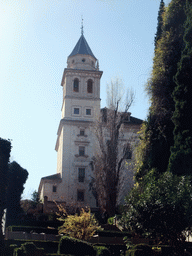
6, 161, 28, 225
0, 138, 11, 255
123, 171, 192, 244
168, 1, 192, 175
31, 190, 41, 208
93, 78, 134, 217
154, 0, 165, 48
58, 208, 100, 241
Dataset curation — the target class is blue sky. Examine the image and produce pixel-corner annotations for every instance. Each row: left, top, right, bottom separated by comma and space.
0, 0, 171, 199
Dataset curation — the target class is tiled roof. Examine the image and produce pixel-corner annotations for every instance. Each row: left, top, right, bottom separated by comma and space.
41, 173, 61, 181
69, 35, 96, 59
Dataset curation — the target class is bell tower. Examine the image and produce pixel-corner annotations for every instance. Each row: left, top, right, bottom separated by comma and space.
55, 30, 103, 207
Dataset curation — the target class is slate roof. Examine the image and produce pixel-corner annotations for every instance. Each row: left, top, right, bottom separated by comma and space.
69, 34, 96, 59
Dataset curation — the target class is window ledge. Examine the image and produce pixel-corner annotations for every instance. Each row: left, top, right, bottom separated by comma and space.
75, 154, 88, 158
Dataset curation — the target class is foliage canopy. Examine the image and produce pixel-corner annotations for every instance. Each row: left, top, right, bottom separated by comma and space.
123, 0, 192, 245
123, 171, 192, 243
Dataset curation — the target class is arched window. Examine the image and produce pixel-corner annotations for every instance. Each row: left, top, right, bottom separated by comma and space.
73, 78, 79, 92
87, 79, 93, 93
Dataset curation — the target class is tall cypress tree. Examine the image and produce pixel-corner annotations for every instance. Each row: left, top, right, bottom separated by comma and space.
135, 0, 187, 180
154, 0, 165, 48
6, 161, 28, 225
168, 1, 192, 175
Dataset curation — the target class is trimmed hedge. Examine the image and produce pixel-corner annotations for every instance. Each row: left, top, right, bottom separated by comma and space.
7, 225, 58, 234
6, 219, 60, 228
97, 230, 132, 238
13, 242, 45, 256
5, 240, 59, 254
58, 236, 96, 256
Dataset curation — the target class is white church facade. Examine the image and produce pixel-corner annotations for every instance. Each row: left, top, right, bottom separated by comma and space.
38, 31, 142, 211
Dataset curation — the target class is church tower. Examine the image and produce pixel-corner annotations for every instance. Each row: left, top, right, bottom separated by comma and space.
52, 29, 103, 208
38, 28, 143, 211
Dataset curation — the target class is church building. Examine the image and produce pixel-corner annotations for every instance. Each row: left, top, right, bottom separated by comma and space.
38, 29, 142, 211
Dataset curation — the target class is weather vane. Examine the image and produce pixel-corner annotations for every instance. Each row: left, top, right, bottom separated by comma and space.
81, 16, 84, 35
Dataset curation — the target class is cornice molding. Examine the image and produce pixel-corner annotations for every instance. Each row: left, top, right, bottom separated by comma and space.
64, 95, 101, 101
61, 68, 103, 86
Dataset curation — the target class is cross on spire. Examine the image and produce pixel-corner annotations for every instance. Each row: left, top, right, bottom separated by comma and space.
81, 17, 84, 35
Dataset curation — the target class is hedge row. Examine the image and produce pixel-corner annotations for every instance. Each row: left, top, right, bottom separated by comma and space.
58, 236, 110, 256
5, 240, 59, 255
8, 226, 58, 234
97, 230, 131, 238
14, 242, 44, 256
6, 219, 60, 228
6, 238, 111, 256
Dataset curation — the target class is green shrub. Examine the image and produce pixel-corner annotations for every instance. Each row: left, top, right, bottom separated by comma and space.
6, 240, 59, 254
107, 217, 114, 225
94, 246, 110, 256
14, 247, 25, 256
4, 244, 18, 256
58, 208, 100, 240
58, 235, 96, 256
13, 242, 45, 256
126, 243, 153, 256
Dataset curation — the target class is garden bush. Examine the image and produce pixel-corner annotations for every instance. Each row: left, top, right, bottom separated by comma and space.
6, 240, 59, 255
94, 246, 110, 256
58, 208, 100, 240
126, 243, 153, 256
58, 235, 96, 256
107, 217, 114, 225
5, 244, 18, 256
13, 242, 45, 256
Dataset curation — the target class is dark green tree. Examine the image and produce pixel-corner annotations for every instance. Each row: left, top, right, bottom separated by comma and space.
123, 170, 192, 245
6, 161, 28, 225
124, 0, 192, 245
31, 190, 41, 208
168, 1, 192, 175
154, 0, 165, 48
0, 138, 11, 255
135, 0, 187, 180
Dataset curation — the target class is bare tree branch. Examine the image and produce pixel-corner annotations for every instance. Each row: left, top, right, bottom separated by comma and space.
92, 78, 135, 216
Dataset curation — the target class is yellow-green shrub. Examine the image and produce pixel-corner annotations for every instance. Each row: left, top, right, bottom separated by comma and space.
58, 208, 100, 240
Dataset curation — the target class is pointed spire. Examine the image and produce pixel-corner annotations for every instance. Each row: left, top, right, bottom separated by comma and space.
68, 21, 96, 59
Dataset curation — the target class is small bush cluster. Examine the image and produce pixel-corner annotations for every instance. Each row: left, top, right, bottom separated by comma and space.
58, 236, 95, 255
13, 242, 44, 256
94, 246, 110, 256
126, 243, 153, 256
58, 236, 111, 256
